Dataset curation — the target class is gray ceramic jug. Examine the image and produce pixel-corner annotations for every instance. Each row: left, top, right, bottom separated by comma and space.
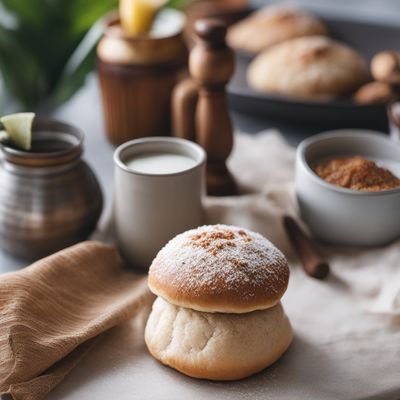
0, 118, 103, 260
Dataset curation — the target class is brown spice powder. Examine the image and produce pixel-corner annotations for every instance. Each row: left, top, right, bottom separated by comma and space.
315, 156, 400, 192
190, 229, 252, 256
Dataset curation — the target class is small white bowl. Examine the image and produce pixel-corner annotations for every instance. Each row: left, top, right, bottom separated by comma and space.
295, 129, 400, 246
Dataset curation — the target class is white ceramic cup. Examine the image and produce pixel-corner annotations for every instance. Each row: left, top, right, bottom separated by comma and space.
114, 137, 206, 270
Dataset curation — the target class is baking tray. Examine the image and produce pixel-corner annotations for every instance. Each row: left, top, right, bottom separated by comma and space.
228, 13, 400, 130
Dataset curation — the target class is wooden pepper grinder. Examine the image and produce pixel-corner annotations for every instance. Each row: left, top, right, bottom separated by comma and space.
173, 19, 237, 196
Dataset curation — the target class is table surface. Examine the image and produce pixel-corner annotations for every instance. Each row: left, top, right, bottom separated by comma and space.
1, 1, 400, 399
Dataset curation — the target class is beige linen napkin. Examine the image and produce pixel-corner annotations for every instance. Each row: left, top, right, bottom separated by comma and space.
0, 241, 153, 400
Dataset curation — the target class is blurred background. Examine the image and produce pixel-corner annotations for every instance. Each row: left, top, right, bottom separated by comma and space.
0, 0, 398, 114
0, 0, 117, 112
0, 0, 184, 113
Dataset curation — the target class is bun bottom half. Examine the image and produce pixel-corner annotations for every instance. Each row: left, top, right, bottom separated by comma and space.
144, 297, 293, 381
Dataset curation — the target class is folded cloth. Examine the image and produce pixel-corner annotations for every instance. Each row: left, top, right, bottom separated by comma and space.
0, 241, 153, 400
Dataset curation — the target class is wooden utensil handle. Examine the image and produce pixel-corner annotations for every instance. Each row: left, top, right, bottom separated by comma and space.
283, 215, 330, 280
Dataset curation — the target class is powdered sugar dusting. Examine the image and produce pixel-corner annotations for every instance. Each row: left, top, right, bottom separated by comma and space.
149, 225, 289, 308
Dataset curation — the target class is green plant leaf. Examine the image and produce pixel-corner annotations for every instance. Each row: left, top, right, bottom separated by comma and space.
0, 0, 118, 109
68, 0, 118, 35
53, 17, 106, 104
0, 24, 44, 108
165, 0, 193, 9
1, 0, 51, 28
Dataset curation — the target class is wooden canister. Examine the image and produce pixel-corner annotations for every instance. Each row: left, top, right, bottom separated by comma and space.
97, 10, 187, 146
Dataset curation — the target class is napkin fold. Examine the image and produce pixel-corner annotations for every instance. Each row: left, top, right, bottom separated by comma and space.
0, 241, 153, 400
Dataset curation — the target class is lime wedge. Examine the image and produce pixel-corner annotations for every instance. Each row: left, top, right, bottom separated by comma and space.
0, 130, 9, 144
0, 112, 35, 151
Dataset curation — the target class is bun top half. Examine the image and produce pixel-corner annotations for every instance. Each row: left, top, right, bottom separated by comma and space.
248, 35, 369, 99
228, 6, 328, 55
148, 225, 289, 313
